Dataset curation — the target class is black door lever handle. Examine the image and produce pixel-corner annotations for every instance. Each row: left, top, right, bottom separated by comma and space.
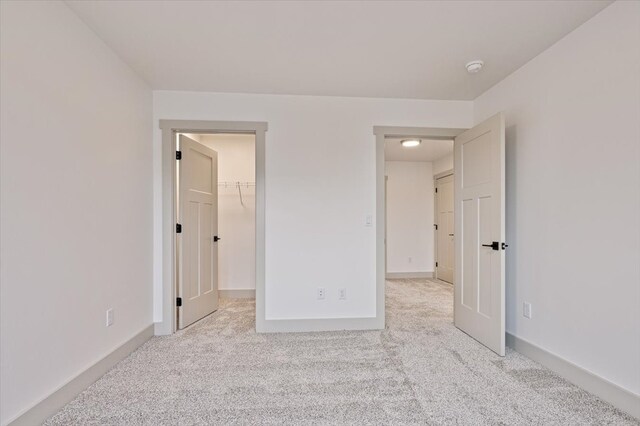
482, 242, 500, 250
213, 236, 221, 242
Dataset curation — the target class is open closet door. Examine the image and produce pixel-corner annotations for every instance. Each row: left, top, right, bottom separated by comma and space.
178, 135, 219, 329
454, 113, 506, 356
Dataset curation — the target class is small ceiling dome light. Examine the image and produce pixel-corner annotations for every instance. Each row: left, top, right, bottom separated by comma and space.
466, 60, 484, 73
401, 139, 421, 148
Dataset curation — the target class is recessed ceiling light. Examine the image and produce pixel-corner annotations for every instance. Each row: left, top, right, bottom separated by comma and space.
466, 60, 484, 73
401, 139, 421, 148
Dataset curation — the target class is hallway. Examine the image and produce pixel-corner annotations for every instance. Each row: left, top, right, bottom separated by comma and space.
46, 280, 636, 425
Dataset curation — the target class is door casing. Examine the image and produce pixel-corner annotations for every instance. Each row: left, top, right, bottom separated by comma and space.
373, 126, 466, 329
159, 120, 267, 335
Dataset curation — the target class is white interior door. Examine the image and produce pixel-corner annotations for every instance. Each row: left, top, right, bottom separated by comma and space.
454, 113, 506, 356
178, 135, 219, 329
436, 174, 454, 284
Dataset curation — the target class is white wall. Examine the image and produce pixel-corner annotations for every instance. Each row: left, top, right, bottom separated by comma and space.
182, 133, 202, 143
433, 153, 453, 176
0, 1, 153, 424
154, 92, 473, 321
474, 0, 640, 395
200, 134, 256, 291
385, 161, 434, 273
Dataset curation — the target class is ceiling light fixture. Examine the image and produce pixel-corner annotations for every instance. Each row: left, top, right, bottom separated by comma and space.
401, 139, 421, 148
466, 60, 484, 73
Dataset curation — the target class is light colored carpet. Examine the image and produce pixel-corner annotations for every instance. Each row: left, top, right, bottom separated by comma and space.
46, 279, 638, 425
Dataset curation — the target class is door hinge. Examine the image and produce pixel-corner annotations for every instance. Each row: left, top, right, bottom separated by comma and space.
176, 297, 182, 307
176, 151, 182, 160
435, 187, 438, 193
434, 224, 438, 230
435, 262, 438, 267
176, 223, 182, 233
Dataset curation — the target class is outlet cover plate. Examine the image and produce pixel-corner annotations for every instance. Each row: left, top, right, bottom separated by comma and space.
106, 308, 114, 327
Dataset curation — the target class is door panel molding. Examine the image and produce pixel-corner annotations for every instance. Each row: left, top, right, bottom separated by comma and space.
178, 135, 218, 329
454, 113, 506, 356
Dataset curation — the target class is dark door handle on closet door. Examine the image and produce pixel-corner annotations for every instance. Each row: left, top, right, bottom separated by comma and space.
482, 242, 499, 250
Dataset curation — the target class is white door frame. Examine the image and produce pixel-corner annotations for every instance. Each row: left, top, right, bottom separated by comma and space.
158, 120, 267, 335
373, 126, 466, 320
434, 169, 454, 281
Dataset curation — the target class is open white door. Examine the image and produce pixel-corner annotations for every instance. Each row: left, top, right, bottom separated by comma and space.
178, 135, 219, 329
436, 174, 454, 284
454, 113, 506, 356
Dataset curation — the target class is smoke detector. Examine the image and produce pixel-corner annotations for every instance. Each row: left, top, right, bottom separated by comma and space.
466, 60, 484, 73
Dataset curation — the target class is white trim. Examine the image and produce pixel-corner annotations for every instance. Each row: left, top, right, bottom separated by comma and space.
373, 126, 466, 140
433, 169, 454, 180
219, 289, 256, 299
506, 333, 640, 419
7, 325, 154, 426
386, 272, 433, 279
158, 120, 267, 335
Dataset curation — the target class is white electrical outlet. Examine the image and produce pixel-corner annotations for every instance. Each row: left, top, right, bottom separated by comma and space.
338, 288, 347, 300
317, 287, 326, 300
523, 302, 532, 319
106, 308, 114, 327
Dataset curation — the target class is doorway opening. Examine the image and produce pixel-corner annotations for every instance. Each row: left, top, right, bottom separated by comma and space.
374, 117, 506, 356
383, 136, 454, 283
176, 132, 256, 329
159, 120, 267, 335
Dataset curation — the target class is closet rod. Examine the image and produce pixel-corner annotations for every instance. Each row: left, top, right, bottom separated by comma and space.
217, 181, 255, 206
217, 181, 255, 187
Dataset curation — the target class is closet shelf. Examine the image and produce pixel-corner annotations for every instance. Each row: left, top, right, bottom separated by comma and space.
218, 181, 255, 187
218, 181, 255, 205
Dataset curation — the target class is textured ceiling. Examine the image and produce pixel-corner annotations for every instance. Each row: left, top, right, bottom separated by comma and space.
66, 0, 611, 100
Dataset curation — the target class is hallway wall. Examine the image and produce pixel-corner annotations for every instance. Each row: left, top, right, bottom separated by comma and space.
385, 161, 435, 275
433, 154, 453, 176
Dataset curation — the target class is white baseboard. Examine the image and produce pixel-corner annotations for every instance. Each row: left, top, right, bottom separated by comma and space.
154, 321, 170, 336
258, 317, 383, 333
7, 324, 154, 426
219, 289, 255, 299
386, 272, 433, 279
506, 333, 640, 419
